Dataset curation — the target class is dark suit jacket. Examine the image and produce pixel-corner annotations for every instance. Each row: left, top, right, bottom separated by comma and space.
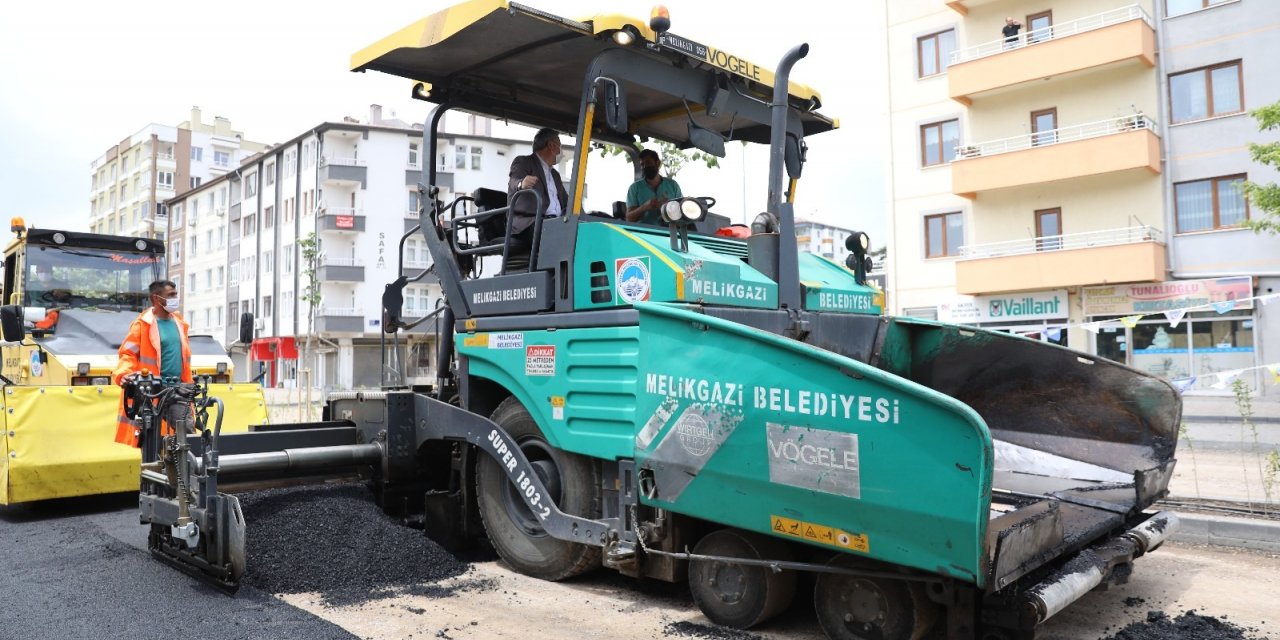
507, 153, 569, 234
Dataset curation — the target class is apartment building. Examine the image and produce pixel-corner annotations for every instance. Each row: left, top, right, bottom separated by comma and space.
795, 218, 856, 262
88, 107, 265, 239
884, 0, 1278, 394
166, 107, 575, 390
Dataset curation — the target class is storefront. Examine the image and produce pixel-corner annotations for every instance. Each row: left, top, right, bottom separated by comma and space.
1082, 277, 1257, 393
937, 289, 1070, 346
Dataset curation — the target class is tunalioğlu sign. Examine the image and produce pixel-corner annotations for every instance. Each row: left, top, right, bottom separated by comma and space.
1082, 276, 1252, 316
937, 290, 1068, 324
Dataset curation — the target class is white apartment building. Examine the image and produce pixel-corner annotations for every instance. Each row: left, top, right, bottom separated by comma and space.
794, 218, 855, 262
167, 107, 576, 390
89, 107, 264, 239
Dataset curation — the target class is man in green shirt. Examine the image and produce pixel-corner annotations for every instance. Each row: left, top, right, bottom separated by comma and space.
625, 149, 683, 225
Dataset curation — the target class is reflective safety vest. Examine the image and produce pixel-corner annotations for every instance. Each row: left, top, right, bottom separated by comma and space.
112, 309, 193, 447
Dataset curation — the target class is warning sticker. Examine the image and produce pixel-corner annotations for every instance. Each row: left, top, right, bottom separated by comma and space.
525, 345, 556, 376
550, 396, 565, 420
492, 332, 524, 349
462, 333, 489, 348
770, 515, 869, 553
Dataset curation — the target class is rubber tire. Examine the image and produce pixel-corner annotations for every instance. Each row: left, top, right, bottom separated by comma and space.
688, 529, 798, 629
476, 396, 602, 581
814, 556, 926, 640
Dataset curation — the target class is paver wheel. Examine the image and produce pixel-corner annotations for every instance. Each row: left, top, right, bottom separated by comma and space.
688, 528, 798, 628
476, 396, 601, 581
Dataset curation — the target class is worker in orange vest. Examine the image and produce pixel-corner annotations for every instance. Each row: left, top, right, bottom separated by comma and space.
112, 279, 195, 447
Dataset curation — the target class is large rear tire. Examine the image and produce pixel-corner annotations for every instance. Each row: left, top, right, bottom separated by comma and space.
476, 396, 602, 581
814, 555, 938, 640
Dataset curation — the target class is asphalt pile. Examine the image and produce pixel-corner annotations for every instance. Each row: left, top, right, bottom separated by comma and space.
1103, 611, 1270, 640
662, 621, 763, 640
239, 482, 474, 606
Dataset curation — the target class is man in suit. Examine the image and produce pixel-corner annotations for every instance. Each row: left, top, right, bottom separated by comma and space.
506, 127, 570, 252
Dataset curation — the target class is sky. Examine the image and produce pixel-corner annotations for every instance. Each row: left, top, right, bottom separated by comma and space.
0, 0, 889, 244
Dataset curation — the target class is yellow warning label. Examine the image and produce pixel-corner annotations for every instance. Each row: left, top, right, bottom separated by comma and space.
462, 333, 488, 347
770, 515, 869, 553
464, 319, 478, 331
550, 396, 566, 408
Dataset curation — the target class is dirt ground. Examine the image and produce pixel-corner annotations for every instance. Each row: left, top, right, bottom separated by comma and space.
276, 542, 1280, 640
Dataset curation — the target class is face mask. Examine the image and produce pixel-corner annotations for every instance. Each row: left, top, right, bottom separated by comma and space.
156, 295, 180, 313
642, 166, 659, 180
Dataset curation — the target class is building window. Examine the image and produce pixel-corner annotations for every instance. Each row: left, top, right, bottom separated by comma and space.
284, 151, 296, 176
1170, 61, 1243, 124
214, 150, 230, 167
283, 244, 293, 274
172, 240, 182, 264
920, 119, 959, 166
189, 273, 198, 293
265, 162, 275, 186
1165, 0, 1233, 18
191, 237, 198, 258
244, 173, 257, 198
924, 212, 964, 258
229, 302, 239, 326
243, 214, 256, 236
1035, 208, 1062, 251
229, 262, 239, 285
264, 250, 274, 274
263, 295, 274, 318
157, 172, 174, 188
455, 146, 466, 169
408, 190, 421, 214
191, 147, 203, 161
265, 206, 275, 229
1175, 174, 1248, 232
409, 142, 419, 167
470, 146, 482, 170
1031, 108, 1058, 146
190, 177, 202, 190
917, 29, 956, 78
205, 269, 213, 290
216, 266, 224, 286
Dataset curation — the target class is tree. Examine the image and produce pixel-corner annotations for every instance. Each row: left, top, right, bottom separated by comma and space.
1242, 101, 1280, 235
297, 232, 322, 419
596, 140, 720, 178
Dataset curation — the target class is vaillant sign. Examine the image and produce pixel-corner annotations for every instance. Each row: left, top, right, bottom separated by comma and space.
938, 289, 1068, 324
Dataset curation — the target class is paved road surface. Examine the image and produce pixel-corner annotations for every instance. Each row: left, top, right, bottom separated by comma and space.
3, 494, 1278, 640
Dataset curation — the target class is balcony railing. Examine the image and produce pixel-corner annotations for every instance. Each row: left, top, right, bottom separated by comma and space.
319, 306, 361, 316
322, 257, 364, 267
955, 114, 1156, 160
960, 225, 1163, 260
949, 5, 1153, 65
156, 153, 175, 161
323, 207, 362, 216
320, 156, 366, 167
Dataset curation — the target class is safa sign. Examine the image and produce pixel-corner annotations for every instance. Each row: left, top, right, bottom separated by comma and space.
938, 289, 1068, 324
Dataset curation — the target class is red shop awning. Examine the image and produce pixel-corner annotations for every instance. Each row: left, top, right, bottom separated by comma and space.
250, 337, 299, 360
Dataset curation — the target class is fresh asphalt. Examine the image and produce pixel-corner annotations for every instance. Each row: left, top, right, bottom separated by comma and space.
0, 493, 357, 640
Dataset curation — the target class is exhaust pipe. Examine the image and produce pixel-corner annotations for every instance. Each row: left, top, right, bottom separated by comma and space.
1027, 511, 1180, 624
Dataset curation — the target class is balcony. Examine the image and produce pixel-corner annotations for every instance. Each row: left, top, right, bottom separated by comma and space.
316, 258, 365, 282
948, 6, 1155, 104
319, 156, 367, 187
952, 114, 1160, 197
319, 208, 366, 233
315, 307, 364, 334
956, 226, 1166, 295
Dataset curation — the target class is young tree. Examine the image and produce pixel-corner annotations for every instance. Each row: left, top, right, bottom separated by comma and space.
1243, 101, 1280, 235
297, 232, 322, 419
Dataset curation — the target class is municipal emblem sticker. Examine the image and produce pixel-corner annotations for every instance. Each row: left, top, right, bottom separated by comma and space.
615, 257, 651, 304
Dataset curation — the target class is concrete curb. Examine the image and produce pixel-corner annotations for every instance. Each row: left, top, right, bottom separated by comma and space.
1169, 512, 1280, 553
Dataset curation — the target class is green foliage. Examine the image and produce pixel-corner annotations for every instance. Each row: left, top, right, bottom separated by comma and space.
596, 140, 720, 179
297, 233, 322, 310
1242, 101, 1280, 235
1177, 421, 1202, 500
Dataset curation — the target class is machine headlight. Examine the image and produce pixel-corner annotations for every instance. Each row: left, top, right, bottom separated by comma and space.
680, 198, 705, 221
846, 231, 871, 254
135, 239, 148, 250
661, 200, 685, 222
216, 362, 228, 374
52, 232, 67, 245
92, 376, 110, 386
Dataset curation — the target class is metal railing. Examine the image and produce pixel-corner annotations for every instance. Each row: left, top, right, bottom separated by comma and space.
320, 207, 363, 217
320, 156, 366, 167
960, 225, 1164, 260
319, 306, 362, 317
954, 113, 1156, 160
321, 257, 365, 267
949, 5, 1153, 66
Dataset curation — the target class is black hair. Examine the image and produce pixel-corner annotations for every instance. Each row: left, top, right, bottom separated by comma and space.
149, 280, 177, 296
532, 127, 560, 152
638, 149, 660, 163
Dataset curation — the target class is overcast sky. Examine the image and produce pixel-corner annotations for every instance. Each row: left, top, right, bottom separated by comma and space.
0, 0, 889, 243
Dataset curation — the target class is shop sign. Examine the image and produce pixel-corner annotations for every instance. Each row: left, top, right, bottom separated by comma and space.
937, 289, 1068, 324
1082, 276, 1252, 316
